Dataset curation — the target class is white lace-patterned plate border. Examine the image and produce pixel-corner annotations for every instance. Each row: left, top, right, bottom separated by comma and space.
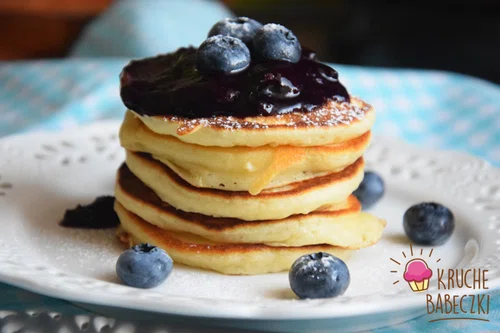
0, 120, 499, 323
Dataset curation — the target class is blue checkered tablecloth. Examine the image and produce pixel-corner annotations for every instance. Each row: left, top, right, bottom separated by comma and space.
0, 0, 499, 332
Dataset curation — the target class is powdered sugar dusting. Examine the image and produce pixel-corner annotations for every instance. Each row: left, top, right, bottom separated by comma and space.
169, 98, 371, 135
261, 23, 288, 33
224, 17, 253, 33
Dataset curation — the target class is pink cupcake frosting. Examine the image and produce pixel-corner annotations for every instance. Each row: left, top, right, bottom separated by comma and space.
403, 259, 432, 282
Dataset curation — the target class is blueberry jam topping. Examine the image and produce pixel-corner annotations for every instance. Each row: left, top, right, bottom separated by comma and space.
120, 47, 350, 119
301, 46, 317, 61
59, 196, 119, 229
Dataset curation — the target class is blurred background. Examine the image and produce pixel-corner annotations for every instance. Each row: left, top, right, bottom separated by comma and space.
1, 0, 499, 83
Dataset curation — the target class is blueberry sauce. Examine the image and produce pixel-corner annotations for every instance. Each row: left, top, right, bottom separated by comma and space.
119, 47, 350, 119
59, 196, 119, 229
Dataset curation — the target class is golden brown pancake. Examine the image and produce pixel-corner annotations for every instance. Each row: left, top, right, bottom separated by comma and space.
133, 97, 375, 147
115, 164, 386, 248
125, 151, 365, 221
115, 202, 352, 275
120, 111, 371, 193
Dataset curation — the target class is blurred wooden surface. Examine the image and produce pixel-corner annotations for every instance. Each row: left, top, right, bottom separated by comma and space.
0, 0, 113, 60
0, 0, 112, 16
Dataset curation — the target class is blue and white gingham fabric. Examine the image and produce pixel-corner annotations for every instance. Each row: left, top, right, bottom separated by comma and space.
0, 0, 499, 332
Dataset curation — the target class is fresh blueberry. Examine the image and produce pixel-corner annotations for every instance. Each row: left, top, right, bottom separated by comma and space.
403, 202, 455, 245
208, 17, 263, 46
116, 243, 173, 288
289, 252, 350, 299
252, 24, 302, 63
353, 171, 385, 209
196, 35, 251, 75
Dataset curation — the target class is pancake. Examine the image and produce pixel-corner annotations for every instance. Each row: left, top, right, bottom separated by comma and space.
115, 164, 386, 247
156, 159, 335, 194
115, 202, 351, 275
125, 152, 365, 221
120, 111, 371, 193
132, 97, 375, 147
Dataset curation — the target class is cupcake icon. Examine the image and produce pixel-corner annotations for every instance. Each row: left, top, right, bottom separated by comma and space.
403, 258, 432, 292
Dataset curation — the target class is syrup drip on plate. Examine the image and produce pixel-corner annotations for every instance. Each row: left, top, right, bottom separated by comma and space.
60, 196, 119, 229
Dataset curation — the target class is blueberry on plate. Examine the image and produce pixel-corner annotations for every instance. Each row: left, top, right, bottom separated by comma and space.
196, 35, 251, 75
116, 243, 173, 288
289, 252, 350, 299
353, 171, 385, 209
208, 17, 263, 46
403, 202, 455, 246
252, 23, 302, 63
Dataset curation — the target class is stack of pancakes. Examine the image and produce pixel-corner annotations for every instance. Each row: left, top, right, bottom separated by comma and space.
114, 96, 386, 275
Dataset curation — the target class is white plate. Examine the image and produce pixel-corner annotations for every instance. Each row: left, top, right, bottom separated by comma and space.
0, 121, 499, 332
